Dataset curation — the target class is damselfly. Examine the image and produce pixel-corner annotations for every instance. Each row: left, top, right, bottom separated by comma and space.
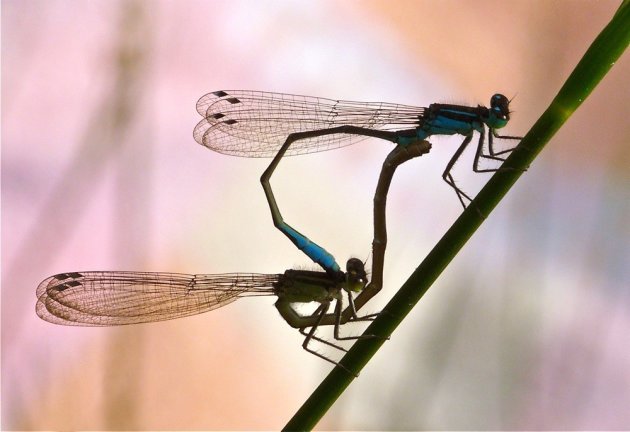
36, 258, 376, 371
193, 91, 522, 274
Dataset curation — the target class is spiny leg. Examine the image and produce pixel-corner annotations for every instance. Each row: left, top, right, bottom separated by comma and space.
474, 128, 525, 172
345, 291, 379, 321
442, 127, 524, 216
489, 130, 523, 156
274, 298, 356, 364
486, 131, 528, 171
333, 295, 385, 341
298, 303, 348, 352
298, 295, 379, 348
300, 301, 356, 375
299, 326, 349, 352
476, 126, 508, 164
444, 128, 522, 211
473, 126, 505, 171
442, 133, 476, 208
475, 127, 523, 166
277, 295, 377, 373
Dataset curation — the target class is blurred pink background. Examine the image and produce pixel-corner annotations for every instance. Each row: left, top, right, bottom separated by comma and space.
2, 0, 629, 430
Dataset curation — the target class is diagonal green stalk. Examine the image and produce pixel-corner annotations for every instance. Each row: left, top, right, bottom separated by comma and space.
284, 2, 629, 430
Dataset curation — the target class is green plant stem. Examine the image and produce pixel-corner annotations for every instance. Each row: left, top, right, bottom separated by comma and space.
284, 2, 629, 431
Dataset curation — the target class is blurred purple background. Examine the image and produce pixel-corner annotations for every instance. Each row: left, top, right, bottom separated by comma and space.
2, 0, 629, 430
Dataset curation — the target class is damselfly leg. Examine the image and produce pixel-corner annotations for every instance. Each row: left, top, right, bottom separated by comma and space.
443, 127, 523, 209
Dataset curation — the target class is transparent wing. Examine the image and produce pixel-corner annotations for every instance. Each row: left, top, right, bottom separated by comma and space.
193, 90, 425, 157
36, 271, 279, 326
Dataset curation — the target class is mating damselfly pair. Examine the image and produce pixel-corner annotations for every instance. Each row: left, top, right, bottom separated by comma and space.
37, 90, 522, 373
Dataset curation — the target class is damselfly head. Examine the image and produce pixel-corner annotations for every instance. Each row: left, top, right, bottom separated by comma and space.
345, 258, 368, 291
487, 93, 511, 129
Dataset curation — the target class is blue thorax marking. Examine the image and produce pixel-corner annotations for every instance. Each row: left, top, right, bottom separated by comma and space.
439, 107, 479, 119
397, 104, 489, 145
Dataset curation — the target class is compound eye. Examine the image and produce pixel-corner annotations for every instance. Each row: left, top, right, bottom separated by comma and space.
491, 93, 508, 108
493, 106, 507, 120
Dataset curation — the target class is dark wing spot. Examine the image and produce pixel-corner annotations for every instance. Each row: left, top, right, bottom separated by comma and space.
55, 280, 82, 291
53, 272, 83, 282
